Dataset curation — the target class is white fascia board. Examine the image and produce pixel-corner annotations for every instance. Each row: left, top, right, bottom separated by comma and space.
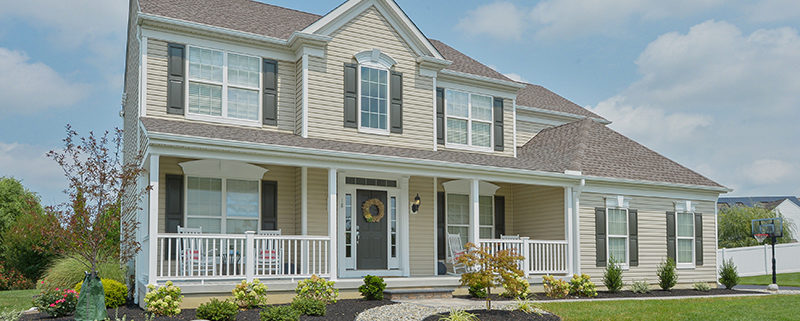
437, 75, 520, 100
438, 70, 524, 95
517, 114, 567, 127
302, 0, 444, 60
517, 105, 611, 124
145, 132, 580, 187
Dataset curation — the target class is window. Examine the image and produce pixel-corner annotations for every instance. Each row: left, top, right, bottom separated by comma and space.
677, 212, 694, 265
445, 90, 493, 148
359, 66, 388, 131
187, 47, 260, 122
185, 176, 260, 234
345, 194, 352, 258
607, 208, 628, 265
447, 194, 494, 247
390, 196, 397, 258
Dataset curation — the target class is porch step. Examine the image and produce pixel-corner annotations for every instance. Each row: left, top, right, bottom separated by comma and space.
383, 287, 455, 300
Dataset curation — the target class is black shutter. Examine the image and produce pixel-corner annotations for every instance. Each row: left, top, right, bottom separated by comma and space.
390, 71, 403, 134
167, 43, 185, 115
695, 213, 703, 266
262, 59, 278, 126
493, 97, 504, 151
436, 88, 445, 144
165, 174, 183, 260
666, 211, 676, 262
595, 207, 607, 267
437, 192, 446, 260
629, 209, 639, 267
494, 196, 505, 239
343, 63, 358, 128
261, 181, 278, 231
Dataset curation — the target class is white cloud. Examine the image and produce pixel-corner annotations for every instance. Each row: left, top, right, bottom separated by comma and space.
0, 48, 90, 114
589, 21, 800, 195
745, 0, 800, 23
742, 159, 797, 185
503, 73, 528, 83
456, 2, 527, 41
528, 0, 722, 38
0, 142, 67, 205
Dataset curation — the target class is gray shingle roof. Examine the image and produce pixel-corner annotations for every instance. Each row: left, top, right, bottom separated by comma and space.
139, 0, 322, 39
718, 196, 800, 209
516, 83, 605, 120
428, 39, 513, 82
141, 117, 724, 188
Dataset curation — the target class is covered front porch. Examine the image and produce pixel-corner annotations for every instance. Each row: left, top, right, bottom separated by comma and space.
135, 149, 580, 298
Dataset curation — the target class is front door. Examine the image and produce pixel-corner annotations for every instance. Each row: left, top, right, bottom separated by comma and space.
356, 189, 388, 270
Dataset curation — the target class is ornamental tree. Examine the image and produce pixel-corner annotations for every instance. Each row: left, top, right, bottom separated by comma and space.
18, 126, 149, 316
457, 242, 524, 310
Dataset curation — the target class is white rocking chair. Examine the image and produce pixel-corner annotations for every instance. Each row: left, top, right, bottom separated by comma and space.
177, 226, 218, 276
446, 233, 468, 274
256, 229, 283, 275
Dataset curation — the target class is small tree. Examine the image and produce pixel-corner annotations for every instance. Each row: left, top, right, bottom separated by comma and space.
22, 126, 149, 320
657, 258, 678, 290
718, 258, 739, 289
719, 206, 795, 248
457, 243, 524, 310
603, 257, 623, 293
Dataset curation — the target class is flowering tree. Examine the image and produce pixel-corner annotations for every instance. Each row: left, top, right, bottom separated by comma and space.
21, 125, 149, 317
457, 242, 524, 310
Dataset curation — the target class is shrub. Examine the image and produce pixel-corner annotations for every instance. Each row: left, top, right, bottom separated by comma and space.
501, 274, 530, 299
467, 282, 487, 298
232, 279, 269, 308
693, 282, 711, 292
0, 263, 35, 290
568, 274, 597, 297
291, 297, 326, 316
0, 309, 23, 321
630, 281, 650, 294
196, 298, 238, 321
260, 305, 300, 321
542, 275, 570, 298
603, 258, 623, 293
657, 258, 678, 290
295, 274, 338, 304
2, 212, 57, 284
33, 287, 78, 317
74, 278, 128, 308
358, 275, 386, 300
143, 281, 182, 316
511, 299, 541, 315
440, 309, 479, 321
718, 258, 739, 289
38, 257, 125, 291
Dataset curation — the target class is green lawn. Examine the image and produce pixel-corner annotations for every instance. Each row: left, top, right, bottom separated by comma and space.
0, 289, 37, 312
541, 295, 799, 321
739, 272, 800, 287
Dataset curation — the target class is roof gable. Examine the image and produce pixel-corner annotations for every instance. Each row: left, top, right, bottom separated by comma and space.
302, 0, 443, 60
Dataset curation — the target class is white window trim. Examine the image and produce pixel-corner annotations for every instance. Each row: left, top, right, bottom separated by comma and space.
443, 89, 493, 152
184, 176, 262, 234
185, 45, 263, 127
357, 62, 391, 135
676, 211, 696, 269
606, 207, 629, 269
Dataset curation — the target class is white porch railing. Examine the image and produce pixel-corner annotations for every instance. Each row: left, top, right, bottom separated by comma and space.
479, 239, 569, 275
155, 232, 330, 282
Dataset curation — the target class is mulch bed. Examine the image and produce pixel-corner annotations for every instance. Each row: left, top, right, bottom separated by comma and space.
454, 288, 764, 302
422, 309, 561, 321
21, 299, 394, 321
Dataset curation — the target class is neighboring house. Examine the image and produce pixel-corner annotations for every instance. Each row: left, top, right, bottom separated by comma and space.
121, 0, 729, 302
717, 196, 800, 240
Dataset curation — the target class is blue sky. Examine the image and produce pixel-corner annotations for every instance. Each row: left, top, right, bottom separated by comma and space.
0, 0, 798, 205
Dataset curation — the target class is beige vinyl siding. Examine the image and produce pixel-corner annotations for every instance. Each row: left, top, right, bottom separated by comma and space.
156, 157, 300, 235
579, 192, 717, 284
306, 168, 330, 236
515, 120, 551, 147
306, 7, 434, 150
512, 185, 565, 240
145, 38, 297, 132
409, 176, 435, 276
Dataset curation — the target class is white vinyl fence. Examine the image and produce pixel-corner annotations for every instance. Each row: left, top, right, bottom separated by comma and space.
717, 243, 800, 277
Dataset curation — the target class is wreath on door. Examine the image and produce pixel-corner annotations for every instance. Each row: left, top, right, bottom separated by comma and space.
362, 198, 385, 223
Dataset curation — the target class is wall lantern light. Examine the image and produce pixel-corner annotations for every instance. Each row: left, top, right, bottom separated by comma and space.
411, 193, 421, 214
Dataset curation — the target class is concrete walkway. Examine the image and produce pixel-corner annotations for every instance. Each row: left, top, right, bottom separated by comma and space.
733, 284, 800, 294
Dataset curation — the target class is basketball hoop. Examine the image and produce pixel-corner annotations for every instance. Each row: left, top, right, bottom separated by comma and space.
754, 233, 769, 243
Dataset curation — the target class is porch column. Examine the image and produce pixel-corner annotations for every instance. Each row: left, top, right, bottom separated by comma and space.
301, 167, 308, 235
469, 179, 480, 244
565, 187, 575, 275
573, 185, 583, 275
147, 154, 159, 286
327, 168, 338, 280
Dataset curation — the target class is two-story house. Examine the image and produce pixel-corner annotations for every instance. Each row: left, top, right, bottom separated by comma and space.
122, 0, 729, 302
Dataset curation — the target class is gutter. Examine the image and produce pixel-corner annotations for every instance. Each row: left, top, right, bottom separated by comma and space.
439, 69, 526, 90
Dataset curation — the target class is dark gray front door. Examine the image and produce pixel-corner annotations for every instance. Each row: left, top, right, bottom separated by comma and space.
357, 189, 388, 270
